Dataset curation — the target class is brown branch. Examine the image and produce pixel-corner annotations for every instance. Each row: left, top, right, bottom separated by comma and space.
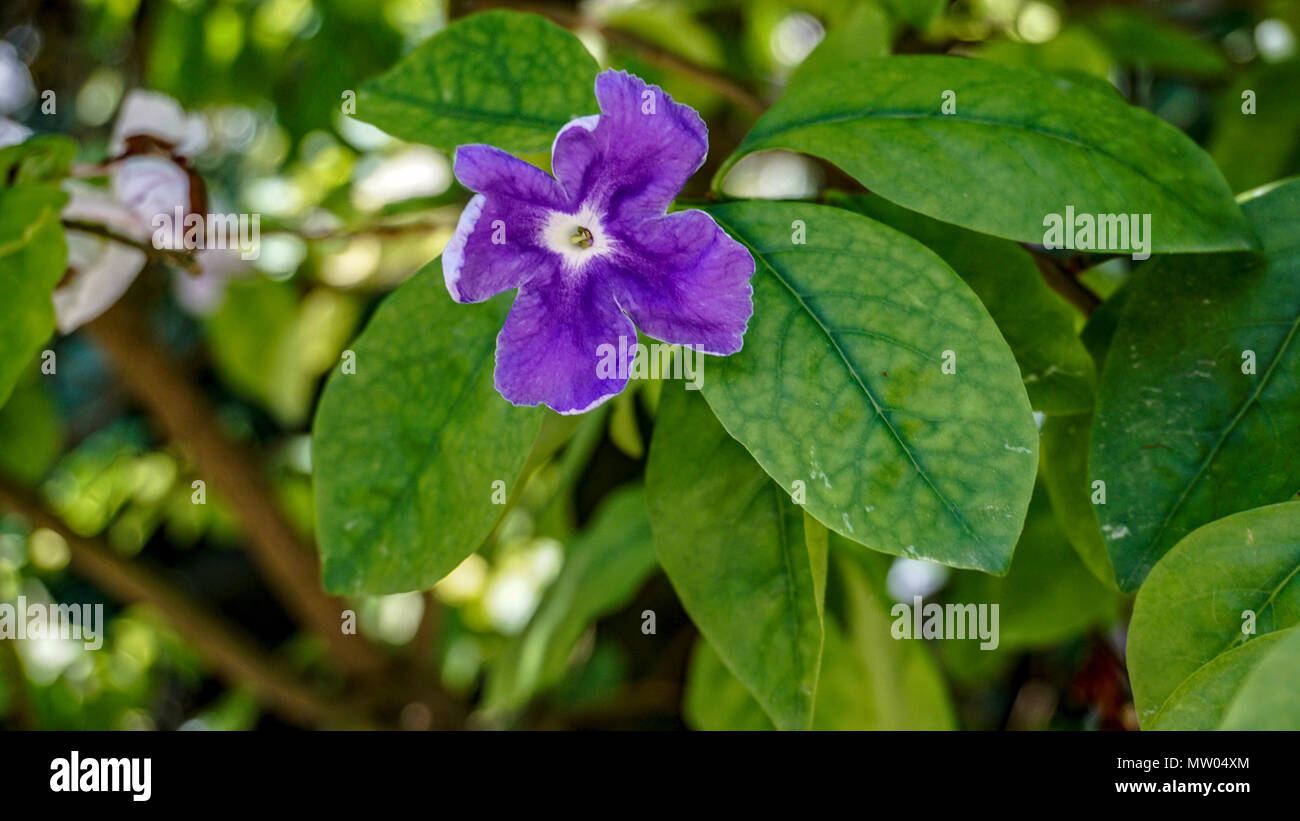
62, 219, 202, 275
0, 640, 35, 729
485, 1, 766, 116
84, 293, 389, 680
0, 482, 372, 729
1028, 249, 1102, 316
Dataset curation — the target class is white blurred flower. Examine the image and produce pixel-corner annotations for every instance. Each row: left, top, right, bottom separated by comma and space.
719, 150, 824, 200
55, 184, 148, 334
172, 248, 250, 316
0, 43, 35, 114
352, 145, 450, 211
109, 89, 208, 157
54, 90, 246, 330
886, 557, 951, 602
0, 115, 31, 148
112, 155, 192, 232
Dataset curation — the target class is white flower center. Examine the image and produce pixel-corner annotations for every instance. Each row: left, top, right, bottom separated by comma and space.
541, 205, 613, 272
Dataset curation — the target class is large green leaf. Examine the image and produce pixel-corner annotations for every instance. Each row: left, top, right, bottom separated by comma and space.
647, 387, 824, 730
1090, 178, 1300, 591
1221, 625, 1300, 730
358, 10, 598, 154
485, 486, 657, 711
717, 56, 1253, 252
829, 192, 1095, 414
1127, 501, 1300, 727
699, 201, 1037, 574
312, 257, 542, 595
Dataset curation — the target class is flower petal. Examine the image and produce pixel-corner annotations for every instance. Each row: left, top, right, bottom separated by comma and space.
446, 145, 570, 302
551, 70, 707, 223
112, 156, 191, 234
454, 143, 567, 209
605, 209, 754, 355
110, 90, 208, 157
494, 266, 637, 415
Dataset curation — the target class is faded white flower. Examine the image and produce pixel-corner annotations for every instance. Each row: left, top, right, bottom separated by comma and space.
109, 89, 208, 157
0, 115, 31, 148
54, 90, 243, 331
0, 43, 35, 114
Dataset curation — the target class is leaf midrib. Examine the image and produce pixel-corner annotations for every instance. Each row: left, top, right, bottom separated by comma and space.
1139, 296, 1300, 569
361, 87, 578, 130
710, 211, 980, 545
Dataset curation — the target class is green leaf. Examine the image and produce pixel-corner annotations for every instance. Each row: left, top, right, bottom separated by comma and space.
829, 192, 1095, 414
685, 546, 956, 730
485, 486, 657, 711
1127, 501, 1300, 727
700, 200, 1037, 574
0, 184, 67, 409
942, 481, 1119, 651
975, 27, 1115, 82
1039, 290, 1130, 588
1083, 8, 1228, 78
1221, 625, 1300, 730
647, 386, 824, 730
1090, 178, 1300, 591
357, 10, 599, 155
0, 134, 76, 185
1148, 629, 1289, 730
1210, 59, 1300, 194
787, 3, 890, 88
718, 56, 1254, 252
312, 257, 542, 595
0, 375, 63, 484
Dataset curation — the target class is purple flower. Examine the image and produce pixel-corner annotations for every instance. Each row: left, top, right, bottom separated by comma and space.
445, 70, 755, 414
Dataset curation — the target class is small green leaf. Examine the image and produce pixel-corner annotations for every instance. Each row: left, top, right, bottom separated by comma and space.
1039, 290, 1129, 588
719, 56, 1254, 252
0, 134, 76, 185
0, 375, 63, 484
0, 184, 67, 409
312, 257, 542, 595
1221, 625, 1300, 730
1148, 629, 1288, 730
685, 546, 956, 730
829, 192, 1096, 414
358, 10, 599, 154
1127, 501, 1300, 727
1083, 8, 1228, 78
787, 3, 890, 87
1090, 178, 1300, 591
700, 201, 1037, 574
485, 486, 657, 711
647, 387, 824, 730
1210, 60, 1300, 193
